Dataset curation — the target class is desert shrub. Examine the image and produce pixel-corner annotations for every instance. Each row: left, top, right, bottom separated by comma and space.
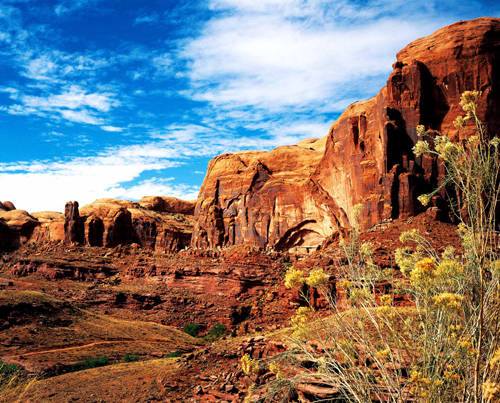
0, 360, 22, 386
164, 350, 183, 358
71, 356, 109, 371
122, 353, 139, 362
267, 92, 500, 402
183, 323, 202, 337
205, 323, 227, 341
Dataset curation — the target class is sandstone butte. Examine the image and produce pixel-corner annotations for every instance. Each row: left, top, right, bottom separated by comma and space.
192, 17, 500, 252
0, 197, 195, 253
0, 18, 499, 255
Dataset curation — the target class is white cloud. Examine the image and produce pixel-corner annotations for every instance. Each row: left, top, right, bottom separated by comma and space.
108, 178, 199, 201
0, 145, 179, 212
101, 125, 124, 133
181, 0, 468, 113
60, 109, 102, 125
3, 85, 117, 125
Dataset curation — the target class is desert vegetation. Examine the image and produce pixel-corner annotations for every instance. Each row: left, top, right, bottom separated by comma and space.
246, 92, 500, 402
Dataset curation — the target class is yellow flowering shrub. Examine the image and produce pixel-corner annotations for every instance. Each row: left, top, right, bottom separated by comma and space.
290, 307, 313, 338
413, 140, 430, 157
410, 257, 436, 287
305, 268, 329, 288
432, 292, 464, 311
284, 266, 304, 289
241, 354, 259, 375
482, 381, 499, 401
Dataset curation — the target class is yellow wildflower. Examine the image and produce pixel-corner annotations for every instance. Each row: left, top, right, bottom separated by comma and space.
349, 287, 372, 306
410, 258, 436, 286
417, 194, 431, 207
453, 115, 467, 129
416, 124, 426, 137
489, 348, 500, 368
305, 268, 329, 288
375, 348, 390, 360
337, 279, 351, 289
284, 266, 305, 289
399, 228, 420, 243
482, 381, 499, 401
468, 135, 480, 146
379, 294, 392, 306
459, 90, 481, 114
268, 362, 283, 379
360, 242, 374, 258
413, 140, 431, 157
435, 259, 464, 279
490, 137, 500, 148
395, 247, 415, 276
290, 307, 312, 337
241, 354, 259, 375
441, 246, 456, 260
432, 292, 464, 310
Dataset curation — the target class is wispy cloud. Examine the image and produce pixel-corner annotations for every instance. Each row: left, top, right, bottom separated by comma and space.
2, 85, 117, 126
54, 0, 102, 16
134, 13, 160, 25
181, 0, 457, 112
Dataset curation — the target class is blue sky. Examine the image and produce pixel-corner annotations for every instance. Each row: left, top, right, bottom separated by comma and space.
0, 0, 498, 212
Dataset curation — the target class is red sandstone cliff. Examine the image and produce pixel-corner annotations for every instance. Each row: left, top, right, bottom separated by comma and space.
192, 17, 500, 250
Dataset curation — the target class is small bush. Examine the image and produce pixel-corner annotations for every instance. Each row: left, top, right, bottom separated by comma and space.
164, 350, 183, 358
72, 356, 109, 371
0, 360, 22, 386
122, 353, 139, 362
183, 323, 202, 337
205, 323, 226, 341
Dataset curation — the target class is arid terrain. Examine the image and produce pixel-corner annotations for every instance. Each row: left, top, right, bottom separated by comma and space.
1, 17, 499, 402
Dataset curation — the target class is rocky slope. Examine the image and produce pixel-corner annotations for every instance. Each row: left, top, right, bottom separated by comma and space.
192, 17, 500, 250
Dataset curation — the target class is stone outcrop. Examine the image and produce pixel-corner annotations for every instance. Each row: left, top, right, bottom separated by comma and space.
0, 198, 194, 253
192, 17, 500, 250
0, 201, 16, 212
30, 212, 65, 243
0, 210, 39, 250
64, 202, 85, 245
78, 198, 193, 252
139, 196, 195, 215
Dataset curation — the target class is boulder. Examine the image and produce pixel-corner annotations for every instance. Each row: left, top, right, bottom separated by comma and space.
0, 201, 16, 211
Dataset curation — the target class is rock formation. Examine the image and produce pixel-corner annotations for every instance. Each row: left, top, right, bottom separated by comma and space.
192, 17, 500, 250
0, 209, 39, 250
78, 199, 193, 252
139, 196, 195, 215
0, 198, 194, 253
64, 202, 85, 245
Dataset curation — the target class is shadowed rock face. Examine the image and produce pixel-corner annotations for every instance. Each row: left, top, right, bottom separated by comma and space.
79, 199, 193, 252
192, 17, 500, 250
